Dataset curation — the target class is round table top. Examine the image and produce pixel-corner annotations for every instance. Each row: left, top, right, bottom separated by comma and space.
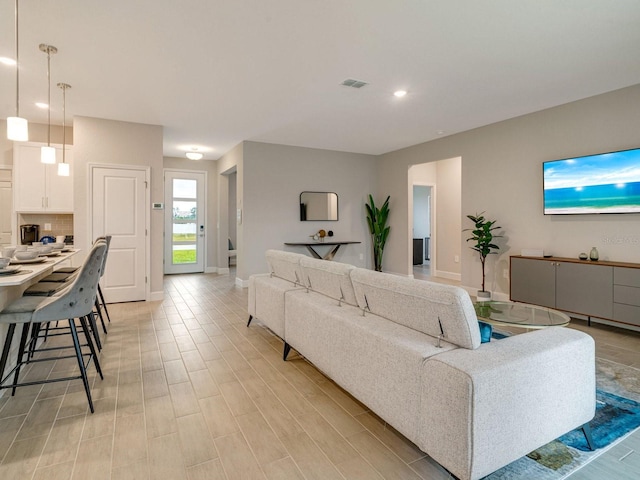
474, 301, 570, 329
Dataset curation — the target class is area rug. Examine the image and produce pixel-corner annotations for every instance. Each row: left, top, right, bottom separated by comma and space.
483, 358, 640, 479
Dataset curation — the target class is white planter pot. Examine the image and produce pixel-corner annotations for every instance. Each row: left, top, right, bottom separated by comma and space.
476, 290, 492, 301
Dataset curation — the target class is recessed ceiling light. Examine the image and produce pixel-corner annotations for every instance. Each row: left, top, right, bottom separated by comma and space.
394, 90, 407, 98
436, 130, 446, 135
0, 57, 16, 66
35, 102, 48, 109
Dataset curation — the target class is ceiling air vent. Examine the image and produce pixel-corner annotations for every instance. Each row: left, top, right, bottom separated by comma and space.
341, 78, 368, 89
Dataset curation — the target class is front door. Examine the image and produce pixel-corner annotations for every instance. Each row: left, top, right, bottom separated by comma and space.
91, 166, 147, 303
164, 170, 206, 274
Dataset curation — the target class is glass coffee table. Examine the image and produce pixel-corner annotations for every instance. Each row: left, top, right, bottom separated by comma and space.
474, 301, 570, 329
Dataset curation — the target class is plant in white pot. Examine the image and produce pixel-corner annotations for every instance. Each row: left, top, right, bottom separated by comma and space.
465, 212, 502, 301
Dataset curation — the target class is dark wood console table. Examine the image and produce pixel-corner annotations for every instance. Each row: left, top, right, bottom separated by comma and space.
284, 241, 361, 261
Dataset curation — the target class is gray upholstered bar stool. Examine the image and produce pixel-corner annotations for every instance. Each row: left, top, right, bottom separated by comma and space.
0, 241, 107, 412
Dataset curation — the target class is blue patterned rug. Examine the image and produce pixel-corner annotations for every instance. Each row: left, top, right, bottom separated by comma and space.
484, 361, 640, 479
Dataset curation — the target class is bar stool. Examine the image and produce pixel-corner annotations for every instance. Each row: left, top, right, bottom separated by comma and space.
0, 241, 107, 412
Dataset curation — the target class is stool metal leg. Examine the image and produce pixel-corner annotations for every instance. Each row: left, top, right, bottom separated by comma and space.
87, 311, 102, 351
0, 323, 16, 386
68, 318, 94, 413
79, 315, 103, 380
11, 323, 31, 396
98, 284, 111, 323
94, 298, 108, 334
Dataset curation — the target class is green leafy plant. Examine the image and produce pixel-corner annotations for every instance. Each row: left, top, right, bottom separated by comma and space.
366, 195, 390, 272
465, 212, 502, 292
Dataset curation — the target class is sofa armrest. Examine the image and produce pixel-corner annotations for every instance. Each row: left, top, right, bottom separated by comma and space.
419, 327, 595, 480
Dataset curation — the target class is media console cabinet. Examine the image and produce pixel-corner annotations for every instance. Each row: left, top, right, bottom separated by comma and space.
510, 255, 640, 330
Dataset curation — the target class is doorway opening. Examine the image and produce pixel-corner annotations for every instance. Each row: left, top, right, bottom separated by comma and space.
412, 185, 432, 279
408, 157, 462, 285
164, 170, 206, 274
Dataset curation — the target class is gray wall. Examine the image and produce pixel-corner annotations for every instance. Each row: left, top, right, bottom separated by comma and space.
378, 84, 640, 298
238, 141, 378, 282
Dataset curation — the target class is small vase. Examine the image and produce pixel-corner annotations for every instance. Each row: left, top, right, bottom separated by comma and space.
589, 247, 599, 261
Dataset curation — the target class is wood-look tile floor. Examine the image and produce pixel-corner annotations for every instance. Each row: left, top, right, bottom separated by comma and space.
0, 272, 638, 479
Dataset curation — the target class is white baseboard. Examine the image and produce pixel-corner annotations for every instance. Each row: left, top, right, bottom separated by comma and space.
433, 270, 462, 282
235, 277, 248, 288
149, 291, 164, 302
216, 267, 230, 274
205, 266, 217, 274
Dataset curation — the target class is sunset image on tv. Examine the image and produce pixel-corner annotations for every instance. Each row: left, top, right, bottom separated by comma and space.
543, 148, 640, 215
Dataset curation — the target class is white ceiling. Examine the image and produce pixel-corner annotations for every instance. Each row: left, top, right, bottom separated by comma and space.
1, 1, 640, 160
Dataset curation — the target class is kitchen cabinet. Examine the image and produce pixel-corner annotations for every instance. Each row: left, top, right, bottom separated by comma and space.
13, 143, 73, 212
510, 255, 640, 330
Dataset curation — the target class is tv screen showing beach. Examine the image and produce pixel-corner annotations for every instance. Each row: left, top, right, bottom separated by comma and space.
543, 147, 640, 215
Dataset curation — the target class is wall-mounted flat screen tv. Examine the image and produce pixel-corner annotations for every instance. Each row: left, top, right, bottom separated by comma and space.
543, 147, 640, 215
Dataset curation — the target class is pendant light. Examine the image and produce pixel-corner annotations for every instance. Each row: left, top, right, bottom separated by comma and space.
57, 83, 71, 176
40, 44, 58, 164
7, 0, 28, 141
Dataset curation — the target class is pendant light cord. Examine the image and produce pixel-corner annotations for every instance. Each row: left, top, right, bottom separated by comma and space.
62, 85, 66, 163
15, 0, 20, 118
47, 48, 51, 146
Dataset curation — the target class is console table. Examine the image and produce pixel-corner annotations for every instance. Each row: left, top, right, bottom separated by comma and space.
510, 255, 640, 331
284, 241, 361, 261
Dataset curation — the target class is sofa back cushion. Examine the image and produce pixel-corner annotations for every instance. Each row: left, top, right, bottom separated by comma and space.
299, 257, 358, 305
265, 250, 304, 284
350, 268, 481, 350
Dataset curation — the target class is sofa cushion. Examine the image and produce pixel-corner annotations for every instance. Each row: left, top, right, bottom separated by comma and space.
248, 273, 303, 339
350, 268, 481, 350
265, 249, 305, 284
299, 256, 358, 305
285, 288, 458, 443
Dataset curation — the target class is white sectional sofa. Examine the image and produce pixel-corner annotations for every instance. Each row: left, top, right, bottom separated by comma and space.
248, 250, 596, 480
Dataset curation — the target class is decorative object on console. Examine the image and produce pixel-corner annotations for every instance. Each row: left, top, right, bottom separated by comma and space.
365, 194, 390, 272
327, 230, 334, 237
579, 252, 588, 260
590, 247, 599, 261
465, 212, 502, 300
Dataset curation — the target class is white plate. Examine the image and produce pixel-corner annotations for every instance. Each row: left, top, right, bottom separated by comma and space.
0, 266, 21, 275
10, 256, 46, 264
43, 251, 61, 257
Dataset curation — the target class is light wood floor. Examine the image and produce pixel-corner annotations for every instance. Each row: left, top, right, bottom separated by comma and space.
0, 272, 639, 479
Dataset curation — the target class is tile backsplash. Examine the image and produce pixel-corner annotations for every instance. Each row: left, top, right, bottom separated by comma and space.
18, 213, 74, 239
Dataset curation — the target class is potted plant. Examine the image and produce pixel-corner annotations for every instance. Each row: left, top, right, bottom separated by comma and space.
366, 194, 390, 272
465, 212, 502, 300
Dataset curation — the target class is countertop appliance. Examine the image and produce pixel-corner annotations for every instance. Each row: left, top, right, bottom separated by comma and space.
20, 224, 40, 245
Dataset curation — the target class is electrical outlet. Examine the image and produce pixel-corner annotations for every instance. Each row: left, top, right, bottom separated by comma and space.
454, 255, 459, 263
44, 223, 52, 231
359, 253, 364, 261
503, 269, 509, 279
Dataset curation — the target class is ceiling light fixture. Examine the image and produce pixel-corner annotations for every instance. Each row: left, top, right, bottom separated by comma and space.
57, 83, 71, 177
39, 43, 58, 164
6, 0, 28, 141
394, 90, 407, 98
35, 102, 48, 109
186, 151, 203, 160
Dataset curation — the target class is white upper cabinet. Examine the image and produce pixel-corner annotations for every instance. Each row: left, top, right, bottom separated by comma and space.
13, 143, 73, 213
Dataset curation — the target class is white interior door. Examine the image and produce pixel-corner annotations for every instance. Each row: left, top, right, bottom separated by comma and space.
164, 171, 205, 274
92, 166, 147, 303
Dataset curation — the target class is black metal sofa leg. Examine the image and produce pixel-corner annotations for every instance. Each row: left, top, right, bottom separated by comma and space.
582, 423, 595, 451
247, 315, 253, 327
283, 342, 291, 361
